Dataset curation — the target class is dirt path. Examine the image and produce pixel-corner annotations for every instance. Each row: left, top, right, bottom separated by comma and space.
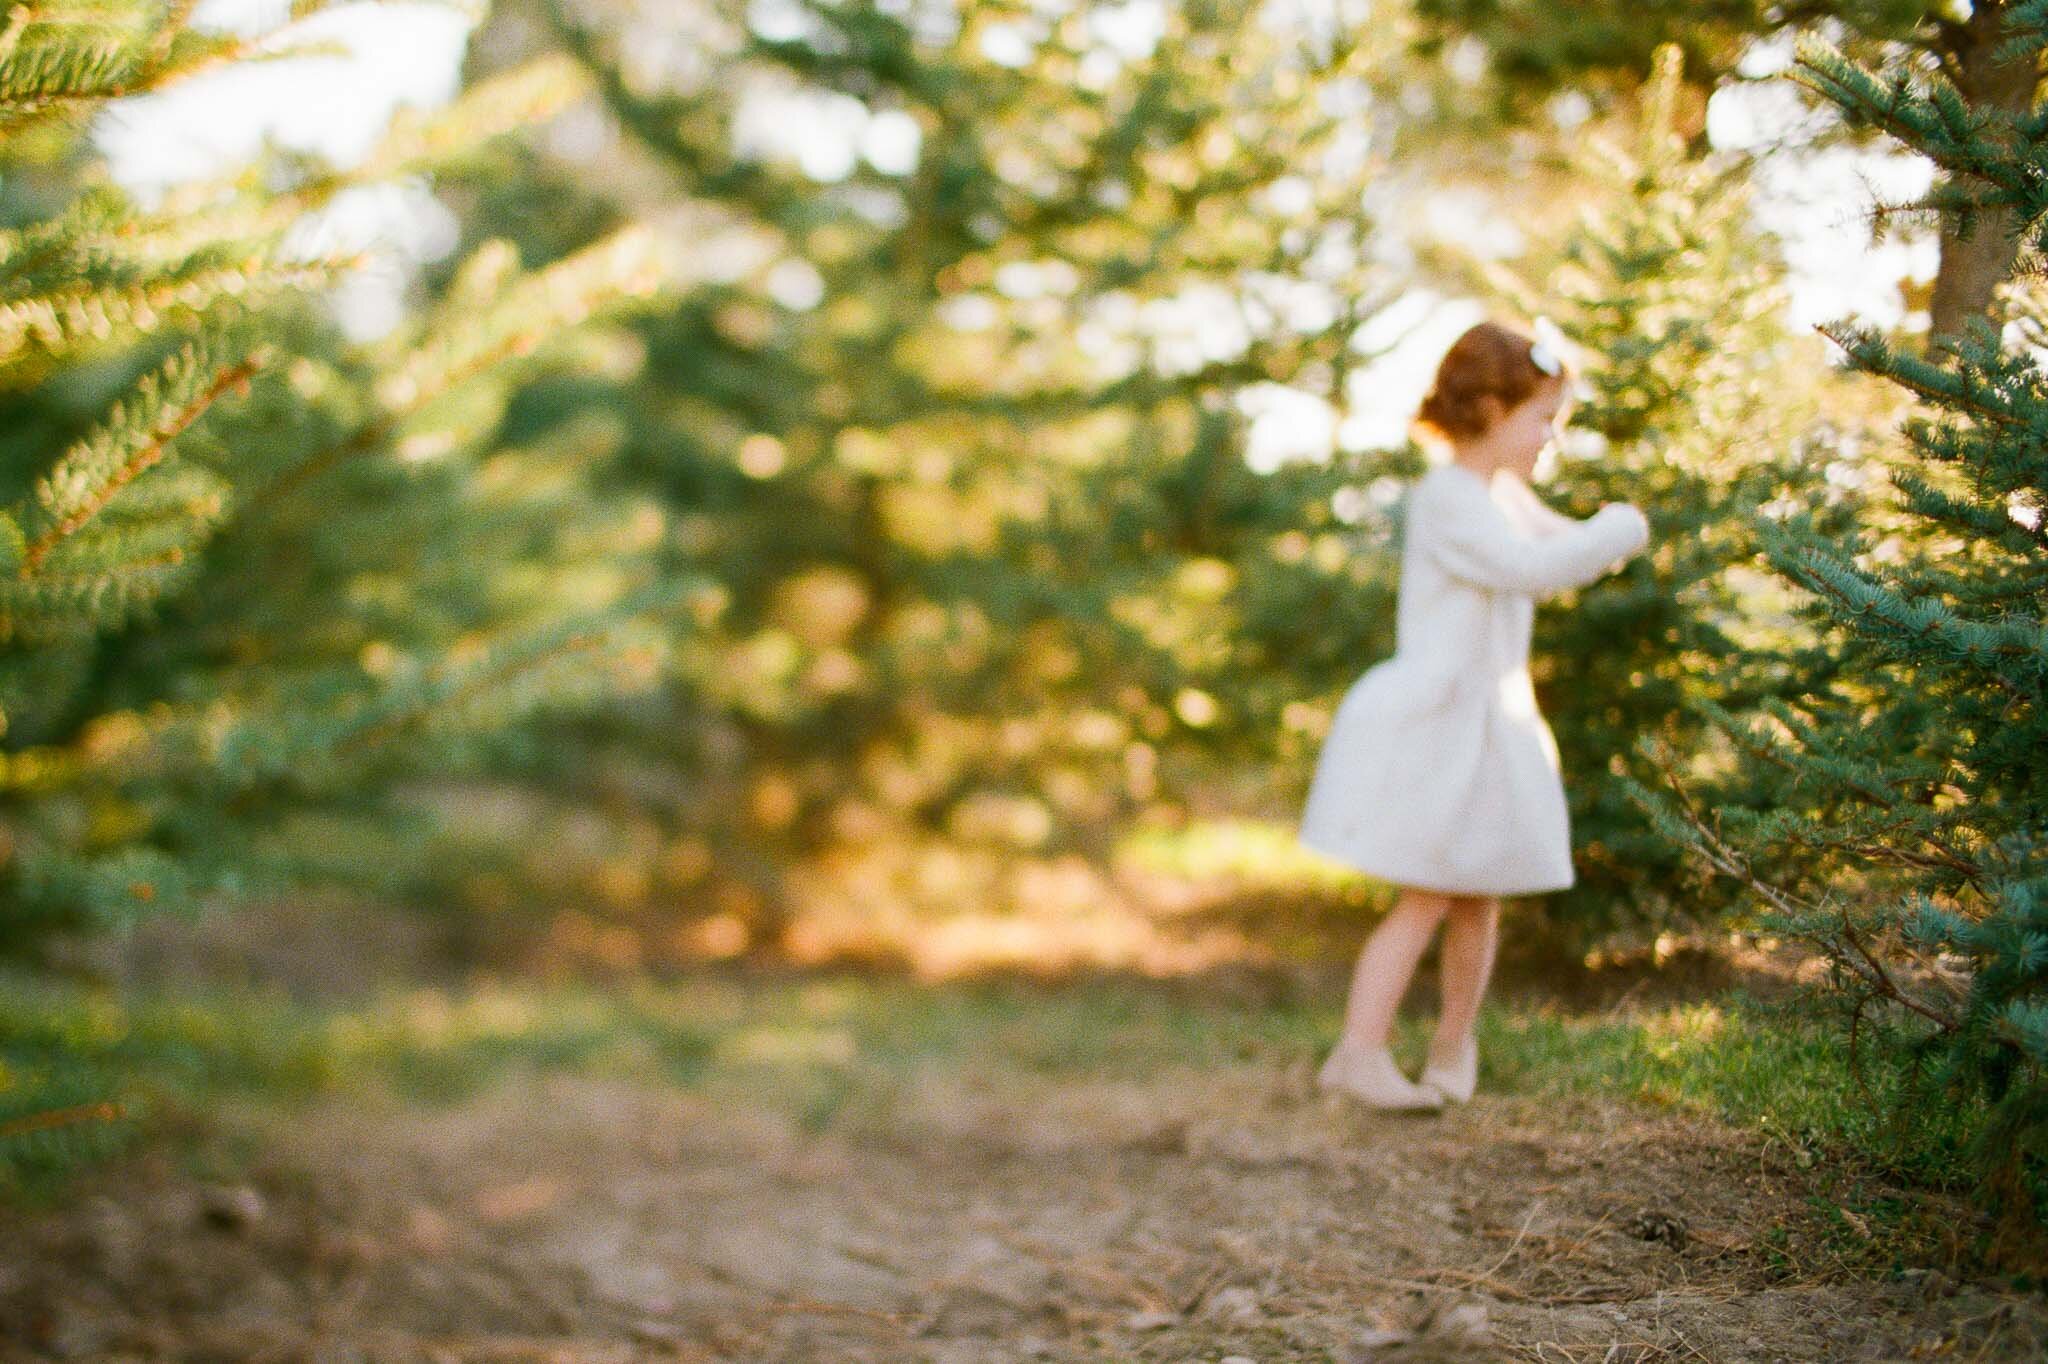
6, 1049, 2042, 1362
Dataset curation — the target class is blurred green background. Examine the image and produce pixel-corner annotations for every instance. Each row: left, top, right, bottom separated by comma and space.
2, 0, 2043, 1284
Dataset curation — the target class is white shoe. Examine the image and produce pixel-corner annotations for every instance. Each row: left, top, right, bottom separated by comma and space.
1419, 1033, 1479, 1104
1317, 1045, 1444, 1111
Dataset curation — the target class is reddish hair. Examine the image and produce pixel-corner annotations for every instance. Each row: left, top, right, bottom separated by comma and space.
1414, 321, 1567, 442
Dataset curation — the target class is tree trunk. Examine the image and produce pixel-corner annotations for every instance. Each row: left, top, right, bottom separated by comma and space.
1929, 1, 2042, 342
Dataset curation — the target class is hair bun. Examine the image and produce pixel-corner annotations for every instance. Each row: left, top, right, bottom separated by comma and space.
1415, 321, 1567, 440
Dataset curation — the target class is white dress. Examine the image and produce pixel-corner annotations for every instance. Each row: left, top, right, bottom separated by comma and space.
1297, 463, 1650, 896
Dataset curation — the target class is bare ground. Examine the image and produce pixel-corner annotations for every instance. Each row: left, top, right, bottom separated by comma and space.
5, 1047, 2044, 1363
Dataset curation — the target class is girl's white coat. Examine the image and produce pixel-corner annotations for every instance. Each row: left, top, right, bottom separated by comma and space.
1298, 463, 1650, 895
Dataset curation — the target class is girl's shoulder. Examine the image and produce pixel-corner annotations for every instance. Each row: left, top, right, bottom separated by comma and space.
1415, 461, 1488, 490
1410, 462, 1493, 515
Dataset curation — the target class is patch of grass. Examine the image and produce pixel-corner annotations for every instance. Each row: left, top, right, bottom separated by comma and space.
1478, 994, 1993, 1268
0, 969, 1337, 1196
1, 962, 1993, 1262
1479, 998, 1978, 1188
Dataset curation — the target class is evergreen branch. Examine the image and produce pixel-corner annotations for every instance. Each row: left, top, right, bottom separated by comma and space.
0, 0, 439, 120
332, 625, 616, 757
1640, 743, 1964, 1034
1780, 543, 2045, 697
33, 56, 590, 311
20, 346, 266, 575
0, 1099, 124, 1141
0, 24, 232, 116
1697, 693, 1896, 807
313, 577, 688, 767
1719, 695, 2000, 877
1793, 38, 2045, 216
0, 5, 31, 68
0, 260, 340, 372
15, 540, 190, 586
1996, 1, 2048, 67
249, 227, 665, 509
1817, 321, 2029, 429
1770, 821, 1989, 881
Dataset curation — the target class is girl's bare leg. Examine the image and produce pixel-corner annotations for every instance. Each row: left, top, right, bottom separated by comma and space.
1429, 895, 1500, 1066
1334, 888, 1453, 1053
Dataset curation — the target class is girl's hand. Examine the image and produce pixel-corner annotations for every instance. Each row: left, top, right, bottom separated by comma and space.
1596, 503, 1651, 555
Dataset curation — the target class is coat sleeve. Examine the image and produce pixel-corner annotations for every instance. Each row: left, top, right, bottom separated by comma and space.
1416, 471, 1649, 597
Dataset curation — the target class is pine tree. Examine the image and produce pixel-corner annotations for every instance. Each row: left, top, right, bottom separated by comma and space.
1411, 0, 1931, 99
1412, 1, 2034, 338
1, 2, 696, 1184
1469, 46, 1876, 942
424, 0, 1408, 948
1632, 16, 2048, 1256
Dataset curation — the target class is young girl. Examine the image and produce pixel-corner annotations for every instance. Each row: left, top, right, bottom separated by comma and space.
1297, 320, 1650, 1110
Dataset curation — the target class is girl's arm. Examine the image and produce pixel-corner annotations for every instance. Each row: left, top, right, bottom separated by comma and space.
1418, 470, 1648, 597
1490, 470, 1580, 537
